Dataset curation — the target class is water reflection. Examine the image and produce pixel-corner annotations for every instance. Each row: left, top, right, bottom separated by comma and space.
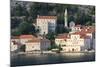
11, 52, 95, 66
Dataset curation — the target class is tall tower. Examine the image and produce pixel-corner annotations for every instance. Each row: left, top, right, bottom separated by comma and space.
64, 9, 68, 27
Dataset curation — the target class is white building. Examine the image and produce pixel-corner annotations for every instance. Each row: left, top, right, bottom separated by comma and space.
19, 35, 35, 45
11, 36, 20, 52
36, 15, 57, 35
11, 41, 18, 52
55, 34, 82, 52
25, 38, 51, 52
69, 24, 82, 33
55, 32, 92, 52
11, 35, 51, 52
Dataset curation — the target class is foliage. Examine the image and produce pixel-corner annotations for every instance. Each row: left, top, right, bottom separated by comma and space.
11, 28, 21, 36
48, 44, 59, 50
11, 1, 95, 36
46, 32, 57, 40
20, 45, 26, 52
11, 21, 36, 36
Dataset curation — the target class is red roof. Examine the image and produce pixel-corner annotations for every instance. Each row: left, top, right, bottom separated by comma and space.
20, 35, 35, 39
27, 39, 41, 43
81, 28, 95, 33
11, 36, 19, 39
75, 25, 82, 27
56, 31, 91, 39
71, 31, 92, 39
56, 36, 68, 39
80, 35, 91, 39
27, 38, 50, 43
37, 15, 57, 19
56, 33, 70, 39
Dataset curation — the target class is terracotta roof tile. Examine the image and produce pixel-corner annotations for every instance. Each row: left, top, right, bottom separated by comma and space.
11, 36, 19, 39
20, 35, 35, 39
75, 25, 81, 27
27, 38, 50, 43
37, 16, 57, 19
56, 33, 70, 39
27, 39, 41, 43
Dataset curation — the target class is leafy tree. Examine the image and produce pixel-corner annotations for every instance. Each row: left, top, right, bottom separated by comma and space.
58, 44, 62, 52
11, 1, 95, 36
20, 45, 26, 52
46, 32, 57, 40
63, 28, 71, 33
18, 21, 35, 34
11, 28, 21, 36
11, 3, 29, 16
11, 18, 21, 29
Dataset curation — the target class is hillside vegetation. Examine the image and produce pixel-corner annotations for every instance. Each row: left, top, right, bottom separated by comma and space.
11, 1, 95, 36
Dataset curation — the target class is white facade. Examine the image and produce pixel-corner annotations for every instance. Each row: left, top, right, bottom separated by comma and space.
55, 35, 84, 52
25, 42, 41, 51
37, 19, 48, 35
19, 35, 34, 45
11, 37, 20, 52
25, 39, 51, 52
55, 34, 91, 52
86, 33, 93, 38
71, 26, 81, 33
36, 16, 57, 35
20, 38, 32, 45
11, 41, 18, 52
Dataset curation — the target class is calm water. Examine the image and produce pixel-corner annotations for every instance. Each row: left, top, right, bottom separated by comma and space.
11, 52, 95, 66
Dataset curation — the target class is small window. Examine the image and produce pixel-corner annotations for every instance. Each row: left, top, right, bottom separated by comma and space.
62, 45, 66, 47
32, 46, 34, 48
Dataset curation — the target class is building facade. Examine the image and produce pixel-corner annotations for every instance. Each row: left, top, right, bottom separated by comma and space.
11, 41, 18, 52
55, 34, 84, 52
55, 30, 93, 52
11, 36, 20, 52
19, 35, 34, 45
36, 15, 57, 35
25, 38, 51, 52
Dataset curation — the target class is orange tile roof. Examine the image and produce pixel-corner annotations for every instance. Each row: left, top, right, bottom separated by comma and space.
27, 38, 50, 43
80, 35, 91, 39
37, 16, 57, 19
56, 33, 70, 39
56, 36, 68, 39
41, 38, 50, 42
81, 28, 95, 33
11, 36, 19, 39
20, 35, 35, 39
75, 25, 81, 27
27, 39, 41, 43
71, 31, 92, 39
56, 31, 92, 39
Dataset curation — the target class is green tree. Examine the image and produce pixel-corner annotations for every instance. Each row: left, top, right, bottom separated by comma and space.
18, 21, 36, 34
46, 32, 57, 40
11, 28, 21, 36
20, 45, 26, 52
